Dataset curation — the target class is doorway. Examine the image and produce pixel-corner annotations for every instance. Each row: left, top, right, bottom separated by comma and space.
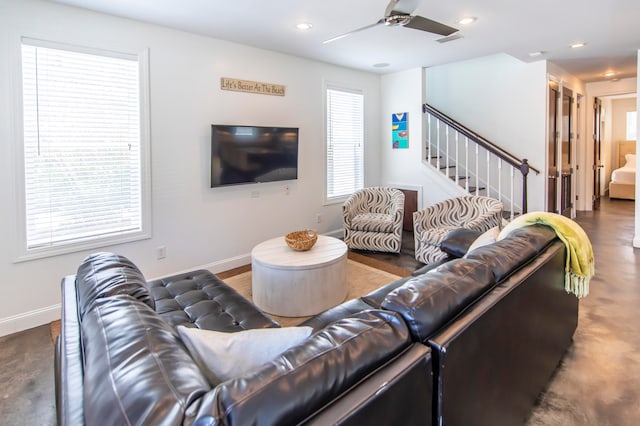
593, 97, 603, 210
560, 87, 574, 217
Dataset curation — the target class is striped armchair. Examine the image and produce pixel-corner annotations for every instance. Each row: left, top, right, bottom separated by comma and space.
342, 187, 405, 253
413, 195, 503, 264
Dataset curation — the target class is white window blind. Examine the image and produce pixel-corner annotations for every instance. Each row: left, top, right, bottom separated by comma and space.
326, 87, 364, 200
20, 39, 148, 254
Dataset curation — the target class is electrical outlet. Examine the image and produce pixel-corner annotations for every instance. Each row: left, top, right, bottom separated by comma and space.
156, 246, 166, 259
316, 213, 322, 224
284, 185, 290, 195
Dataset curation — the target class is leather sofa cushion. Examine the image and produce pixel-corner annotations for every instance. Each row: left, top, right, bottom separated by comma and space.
505, 224, 557, 252
361, 276, 413, 308
76, 252, 154, 319
464, 224, 557, 282
411, 257, 451, 276
81, 296, 209, 426
351, 213, 396, 233
148, 270, 278, 331
382, 259, 495, 342
193, 310, 412, 425
439, 228, 482, 258
299, 298, 376, 332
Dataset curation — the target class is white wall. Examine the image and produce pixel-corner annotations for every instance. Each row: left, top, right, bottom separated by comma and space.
379, 68, 462, 208
423, 54, 548, 211
0, 0, 382, 335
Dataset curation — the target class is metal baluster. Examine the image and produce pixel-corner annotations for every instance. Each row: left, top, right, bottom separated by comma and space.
454, 131, 459, 185
475, 144, 479, 196
445, 126, 449, 178
427, 113, 431, 162
498, 158, 502, 206
436, 118, 441, 170
510, 166, 515, 220
486, 149, 490, 198
465, 137, 469, 192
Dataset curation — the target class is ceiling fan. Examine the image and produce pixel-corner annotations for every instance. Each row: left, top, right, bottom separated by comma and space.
323, 0, 458, 44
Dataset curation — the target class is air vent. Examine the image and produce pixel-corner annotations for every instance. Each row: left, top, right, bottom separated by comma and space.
436, 33, 464, 43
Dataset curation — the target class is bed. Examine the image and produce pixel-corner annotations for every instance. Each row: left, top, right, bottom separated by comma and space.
609, 141, 636, 200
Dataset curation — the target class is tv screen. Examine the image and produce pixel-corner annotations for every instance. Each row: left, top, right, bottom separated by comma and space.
210, 125, 299, 187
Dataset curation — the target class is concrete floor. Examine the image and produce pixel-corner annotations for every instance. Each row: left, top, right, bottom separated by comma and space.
0, 322, 56, 425
526, 198, 640, 425
0, 197, 637, 425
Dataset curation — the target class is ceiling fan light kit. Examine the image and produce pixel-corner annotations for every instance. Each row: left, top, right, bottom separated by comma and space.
458, 17, 477, 25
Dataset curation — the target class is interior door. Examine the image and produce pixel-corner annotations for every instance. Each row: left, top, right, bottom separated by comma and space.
560, 87, 574, 217
547, 81, 559, 213
592, 97, 603, 210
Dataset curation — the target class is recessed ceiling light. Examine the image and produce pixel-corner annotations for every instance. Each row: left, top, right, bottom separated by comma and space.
373, 62, 390, 68
458, 17, 477, 25
570, 42, 586, 48
604, 71, 616, 77
528, 51, 545, 57
296, 22, 313, 31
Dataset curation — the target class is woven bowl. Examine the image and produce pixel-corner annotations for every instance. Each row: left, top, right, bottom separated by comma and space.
285, 229, 318, 251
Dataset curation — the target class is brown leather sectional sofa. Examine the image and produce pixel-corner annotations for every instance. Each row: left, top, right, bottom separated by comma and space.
55, 224, 578, 425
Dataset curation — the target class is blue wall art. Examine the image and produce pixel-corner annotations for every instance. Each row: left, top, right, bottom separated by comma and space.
392, 112, 408, 149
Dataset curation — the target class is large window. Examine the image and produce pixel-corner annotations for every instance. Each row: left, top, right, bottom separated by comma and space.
18, 38, 150, 260
326, 86, 364, 201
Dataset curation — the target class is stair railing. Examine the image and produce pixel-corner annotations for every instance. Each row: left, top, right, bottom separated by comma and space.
423, 103, 540, 218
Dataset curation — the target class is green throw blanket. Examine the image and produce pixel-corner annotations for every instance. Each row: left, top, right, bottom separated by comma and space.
498, 212, 594, 298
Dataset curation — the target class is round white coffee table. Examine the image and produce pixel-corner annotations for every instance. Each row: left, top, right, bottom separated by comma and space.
251, 235, 348, 317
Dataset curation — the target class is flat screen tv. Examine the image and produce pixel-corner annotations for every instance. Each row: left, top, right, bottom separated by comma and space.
210, 125, 299, 187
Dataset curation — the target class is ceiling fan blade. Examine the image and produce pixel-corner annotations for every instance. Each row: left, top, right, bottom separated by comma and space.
384, 0, 420, 17
404, 15, 458, 36
323, 20, 384, 44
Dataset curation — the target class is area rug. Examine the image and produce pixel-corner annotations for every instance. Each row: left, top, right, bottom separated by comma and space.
224, 259, 403, 327
49, 258, 404, 339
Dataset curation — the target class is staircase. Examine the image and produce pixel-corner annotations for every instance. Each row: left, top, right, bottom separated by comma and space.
423, 103, 540, 219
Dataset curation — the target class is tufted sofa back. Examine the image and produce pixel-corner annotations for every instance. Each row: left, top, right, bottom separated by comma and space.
147, 271, 278, 331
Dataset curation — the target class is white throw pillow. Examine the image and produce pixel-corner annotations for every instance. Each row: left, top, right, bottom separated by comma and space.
465, 226, 500, 255
624, 153, 636, 168
177, 325, 313, 384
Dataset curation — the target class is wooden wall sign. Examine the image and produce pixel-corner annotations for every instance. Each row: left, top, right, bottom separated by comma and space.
220, 77, 285, 96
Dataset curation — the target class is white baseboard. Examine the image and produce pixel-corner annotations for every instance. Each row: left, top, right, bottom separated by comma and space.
0, 304, 61, 338
201, 253, 252, 274
148, 253, 253, 281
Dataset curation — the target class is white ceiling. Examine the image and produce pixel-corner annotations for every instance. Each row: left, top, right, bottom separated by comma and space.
49, 0, 640, 83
